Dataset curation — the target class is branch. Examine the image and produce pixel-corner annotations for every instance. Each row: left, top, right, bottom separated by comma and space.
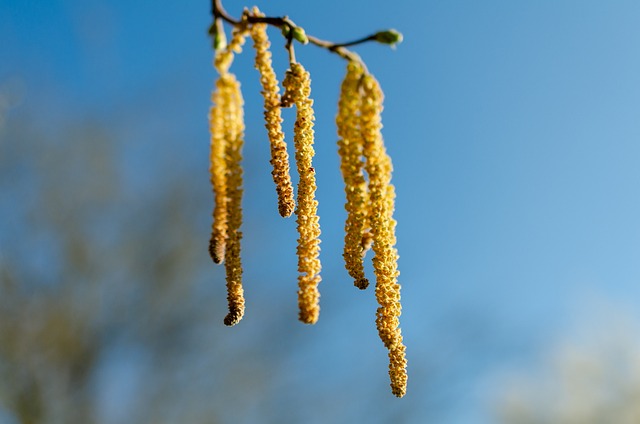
210, 0, 402, 65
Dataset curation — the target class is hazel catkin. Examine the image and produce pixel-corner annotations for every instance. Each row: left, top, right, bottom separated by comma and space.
360, 72, 407, 397
210, 29, 248, 325
250, 9, 296, 218
337, 61, 370, 290
283, 63, 322, 325
214, 19, 249, 74
220, 73, 246, 326
208, 78, 229, 264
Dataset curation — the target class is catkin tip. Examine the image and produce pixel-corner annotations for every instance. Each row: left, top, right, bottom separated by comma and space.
278, 199, 295, 218
391, 384, 407, 398
299, 309, 319, 325
355, 278, 369, 290
223, 308, 244, 326
389, 346, 408, 397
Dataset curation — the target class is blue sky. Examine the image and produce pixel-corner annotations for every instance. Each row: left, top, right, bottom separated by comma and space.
3, 0, 640, 422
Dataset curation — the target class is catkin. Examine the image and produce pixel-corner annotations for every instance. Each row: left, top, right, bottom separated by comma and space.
209, 26, 248, 326
215, 20, 249, 74
360, 73, 407, 397
250, 9, 295, 218
337, 61, 370, 290
283, 63, 322, 325
221, 73, 246, 327
209, 78, 229, 264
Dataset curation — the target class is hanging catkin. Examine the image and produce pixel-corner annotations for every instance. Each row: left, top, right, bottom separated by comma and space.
220, 73, 246, 327
208, 77, 228, 264
283, 63, 322, 325
209, 23, 249, 326
250, 9, 295, 218
360, 73, 407, 397
337, 61, 370, 290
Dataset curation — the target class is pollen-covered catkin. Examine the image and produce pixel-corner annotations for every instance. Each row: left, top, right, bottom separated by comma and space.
210, 29, 248, 325
250, 9, 295, 218
337, 61, 369, 290
220, 72, 246, 327
209, 25, 248, 264
360, 73, 407, 397
283, 63, 322, 325
214, 20, 249, 74
208, 78, 229, 264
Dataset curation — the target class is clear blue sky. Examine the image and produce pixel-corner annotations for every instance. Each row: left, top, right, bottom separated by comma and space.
3, 0, 640, 422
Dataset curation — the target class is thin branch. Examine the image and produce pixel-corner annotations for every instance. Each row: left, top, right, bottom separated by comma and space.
285, 31, 296, 64
212, 0, 238, 25
210, 0, 392, 66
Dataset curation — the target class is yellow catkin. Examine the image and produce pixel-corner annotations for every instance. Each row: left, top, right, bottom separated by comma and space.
209, 78, 229, 264
250, 9, 295, 218
209, 27, 249, 263
337, 61, 369, 290
360, 73, 407, 397
209, 28, 248, 325
214, 20, 249, 74
283, 63, 322, 324
220, 72, 246, 327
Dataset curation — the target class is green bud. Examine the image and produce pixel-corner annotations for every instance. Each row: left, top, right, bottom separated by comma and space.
373, 29, 403, 46
291, 26, 309, 45
210, 19, 227, 51
214, 30, 227, 51
281, 25, 291, 39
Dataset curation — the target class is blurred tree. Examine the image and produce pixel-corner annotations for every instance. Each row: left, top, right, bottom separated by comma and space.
495, 323, 640, 424
0, 110, 297, 424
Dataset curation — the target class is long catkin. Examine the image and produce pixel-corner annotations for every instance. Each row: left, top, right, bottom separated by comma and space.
250, 10, 295, 218
209, 25, 249, 326
209, 78, 229, 264
221, 73, 246, 327
360, 73, 407, 397
337, 61, 370, 290
283, 63, 322, 325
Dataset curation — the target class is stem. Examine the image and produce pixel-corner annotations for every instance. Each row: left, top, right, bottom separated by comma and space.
286, 33, 296, 64
307, 35, 367, 64
212, 0, 238, 25
211, 0, 382, 67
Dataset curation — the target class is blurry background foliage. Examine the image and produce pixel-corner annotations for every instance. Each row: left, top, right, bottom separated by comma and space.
3, 1, 640, 423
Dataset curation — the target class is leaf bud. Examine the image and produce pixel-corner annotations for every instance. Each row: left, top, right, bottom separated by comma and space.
373, 29, 403, 47
291, 26, 309, 44
210, 19, 227, 51
281, 25, 290, 39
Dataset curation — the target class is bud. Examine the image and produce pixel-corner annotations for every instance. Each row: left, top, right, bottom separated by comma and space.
291, 26, 309, 45
280, 25, 290, 39
210, 18, 227, 51
373, 29, 403, 47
